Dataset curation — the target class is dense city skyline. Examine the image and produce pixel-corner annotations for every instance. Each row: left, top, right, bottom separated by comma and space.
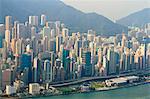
0, 14, 149, 97
0, 0, 150, 98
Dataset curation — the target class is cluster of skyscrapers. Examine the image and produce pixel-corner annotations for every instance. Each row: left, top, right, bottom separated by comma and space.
0, 15, 149, 92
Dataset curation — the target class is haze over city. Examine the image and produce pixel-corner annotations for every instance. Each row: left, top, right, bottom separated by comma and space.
62, 0, 150, 20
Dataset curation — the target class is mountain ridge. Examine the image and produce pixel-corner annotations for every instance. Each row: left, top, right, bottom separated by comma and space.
117, 8, 150, 27
0, 0, 127, 36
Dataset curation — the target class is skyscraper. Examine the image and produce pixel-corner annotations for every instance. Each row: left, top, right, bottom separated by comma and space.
20, 53, 32, 82
107, 47, 118, 74
43, 36, 48, 52
48, 39, 56, 52
74, 39, 82, 57
11, 38, 16, 54
5, 30, 11, 48
2, 69, 12, 90
42, 26, 51, 39
62, 28, 69, 42
82, 49, 92, 77
33, 57, 39, 83
5, 16, 12, 30
29, 16, 38, 26
0, 33, 3, 48
31, 27, 36, 37
15, 39, 22, 56
17, 23, 30, 39
102, 56, 109, 76
43, 60, 52, 83
122, 33, 126, 48
56, 35, 63, 53
124, 48, 131, 71
40, 15, 46, 26
62, 48, 70, 79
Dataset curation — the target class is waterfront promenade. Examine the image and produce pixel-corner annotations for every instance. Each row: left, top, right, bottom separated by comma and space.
51, 69, 150, 87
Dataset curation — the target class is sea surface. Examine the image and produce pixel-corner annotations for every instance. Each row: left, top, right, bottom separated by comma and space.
33, 84, 150, 99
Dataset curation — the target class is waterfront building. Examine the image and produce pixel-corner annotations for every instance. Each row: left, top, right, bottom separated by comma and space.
5, 85, 16, 95
105, 76, 139, 87
20, 67, 29, 85
60, 66, 65, 81
29, 83, 40, 95
2, 69, 13, 90
77, 65, 83, 78
13, 80, 24, 92
80, 84, 90, 92
43, 60, 52, 83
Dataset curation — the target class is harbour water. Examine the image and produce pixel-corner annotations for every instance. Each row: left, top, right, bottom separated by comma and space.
34, 84, 150, 99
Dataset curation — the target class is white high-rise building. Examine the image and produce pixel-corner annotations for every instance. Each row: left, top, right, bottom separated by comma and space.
40, 14, 46, 26
6, 85, 16, 95
102, 56, 108, 76
44, 60, 52, 82
33, 57, 39, 83
29, 83, 40, 95
29, 16, 38, 26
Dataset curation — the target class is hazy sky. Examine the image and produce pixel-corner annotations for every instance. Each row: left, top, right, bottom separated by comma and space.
62, 0, 150, 21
